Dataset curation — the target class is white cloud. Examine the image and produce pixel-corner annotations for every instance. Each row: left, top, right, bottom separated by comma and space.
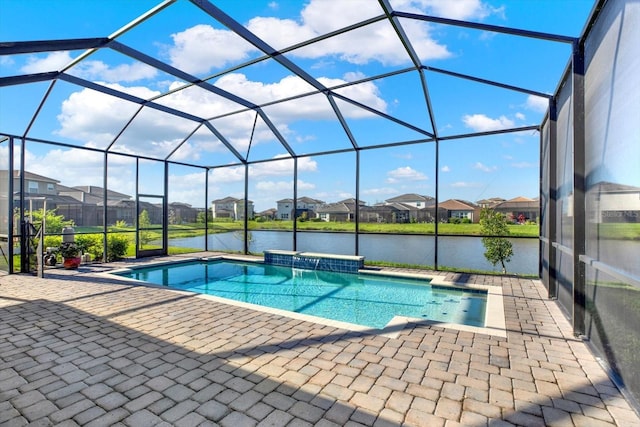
250, 155, 317, 177
1, 56, 15, 67
450, 181, 482, 188
463, 114, 514, 132
441, 165, 450, 172
525, 95, 549, 113
362, 187, 398, 196
386, 166, 428, 183
473, 162, 497, 172
255, 179, 315, 192
19, 145, 139, 197
53, 69, 387, 160
21, 51, 73, 73
167, 24, 257, 74
20, 52, 156, 83
515, 112, 525, 121
245, 0, 451, 66
395, 0, 499, 20
210, 166, 245, 183
71, 60, 157, 83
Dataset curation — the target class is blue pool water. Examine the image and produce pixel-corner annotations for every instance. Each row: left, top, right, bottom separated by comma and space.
115, 260, 487, 329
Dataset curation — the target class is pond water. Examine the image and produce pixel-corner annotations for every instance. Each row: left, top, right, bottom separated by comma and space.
169, 231, 540, 275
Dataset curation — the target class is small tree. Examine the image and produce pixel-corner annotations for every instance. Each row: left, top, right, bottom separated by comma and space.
480, 208, 514, 274
137, 209, 152, 249
24, 208, 74, 234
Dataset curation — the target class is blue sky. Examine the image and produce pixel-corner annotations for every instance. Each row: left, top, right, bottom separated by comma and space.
0, 0, 596, 211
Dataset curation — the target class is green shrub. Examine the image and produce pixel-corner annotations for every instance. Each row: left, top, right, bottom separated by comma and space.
107, 234, 129, 261
76, 234, 104, 260
43, 235, 62, 249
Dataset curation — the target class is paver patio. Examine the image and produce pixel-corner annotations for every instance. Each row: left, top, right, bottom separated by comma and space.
1, 254, 638, 426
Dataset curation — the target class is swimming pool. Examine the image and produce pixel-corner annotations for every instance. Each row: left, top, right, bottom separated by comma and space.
113, 259, 487, 330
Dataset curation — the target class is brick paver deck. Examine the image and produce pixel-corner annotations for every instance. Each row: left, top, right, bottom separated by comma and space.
1, 254, 638, 426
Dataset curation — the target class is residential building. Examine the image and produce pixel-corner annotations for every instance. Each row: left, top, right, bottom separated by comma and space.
211, 197, 254, 220
316, 198, 365, 222
256, 208, 277, 221
476, 197, 505, 209
438, 199, 479, 222
276, 196, 324, 220
374, 193, 437, 223
492, 196, 540, 223
169, 202, 197, 224
587, 182, 640, 224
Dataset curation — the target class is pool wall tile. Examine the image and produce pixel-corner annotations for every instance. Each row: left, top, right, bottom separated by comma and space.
264, 250, 364, 273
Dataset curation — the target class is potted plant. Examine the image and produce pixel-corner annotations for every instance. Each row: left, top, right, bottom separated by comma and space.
59, 242, 81, 269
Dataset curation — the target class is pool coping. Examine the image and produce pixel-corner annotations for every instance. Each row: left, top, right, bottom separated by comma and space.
103, 254, 507, 339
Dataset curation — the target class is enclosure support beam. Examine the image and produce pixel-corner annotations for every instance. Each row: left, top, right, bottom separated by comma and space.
7, 137, 14, 273
355, 150, 360, 256
244, 164, 249, 255
19, 138, 26, 273
103, 152, 108, 262
164, 162, 169, 255
293, 158, 298, 252
547, 99, 558, 299
571, 41, 587, 337
205, 170, 209, 252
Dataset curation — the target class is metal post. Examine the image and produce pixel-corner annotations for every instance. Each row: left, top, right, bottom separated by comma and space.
19, 138, 26, 273
243, 163, 249, 254
548, 98, 558, 298
163, 161, 169, 255
355, 150, 360, 255
572, 41, 587, 337
205, 168, 209, 252
293, 157, 298, 251
37, 200, 45, 278
102, 152, 108, 262
8, 136, 14, 273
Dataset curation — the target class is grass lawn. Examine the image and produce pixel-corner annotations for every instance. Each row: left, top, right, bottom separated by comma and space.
76, 221, 640, 240
76, 221, 541, 237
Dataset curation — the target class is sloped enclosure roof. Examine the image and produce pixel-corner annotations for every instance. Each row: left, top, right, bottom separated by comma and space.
1, 0, 593, 169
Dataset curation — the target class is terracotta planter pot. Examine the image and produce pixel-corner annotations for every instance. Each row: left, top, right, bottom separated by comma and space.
63, 257, 81, 269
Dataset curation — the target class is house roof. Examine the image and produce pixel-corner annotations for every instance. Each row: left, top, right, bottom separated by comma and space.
386, 193, 434, 203
494, 197, 540, 210
72, 185, 132, 200
439, 199, 477, 210
298, 196, 324, 204
277, 197, 324, 204
589, 181, 640, 193
212, 197, 254, 204
1, 170, 60, 184
316, 202, 352, 214
477, 197, 505, 205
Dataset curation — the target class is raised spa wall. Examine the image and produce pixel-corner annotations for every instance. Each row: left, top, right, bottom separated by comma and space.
264, 250, 365, 274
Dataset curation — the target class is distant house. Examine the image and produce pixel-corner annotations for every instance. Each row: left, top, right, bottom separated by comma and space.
587, 182, 640, 224
385, 193, 435, 209
168, 202, 197, 224
256, 208, 277, 221
316, 198, 365, 222
377, 193, 436, 223
364, 202, 414, 223
276, 196, 324, 220
476, 197, 505, 209
493, 196, 539, 223
59, 185, 133, 226
211, 197, 254, 220
438, 199, 479, 222
0, 170, 88, 225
